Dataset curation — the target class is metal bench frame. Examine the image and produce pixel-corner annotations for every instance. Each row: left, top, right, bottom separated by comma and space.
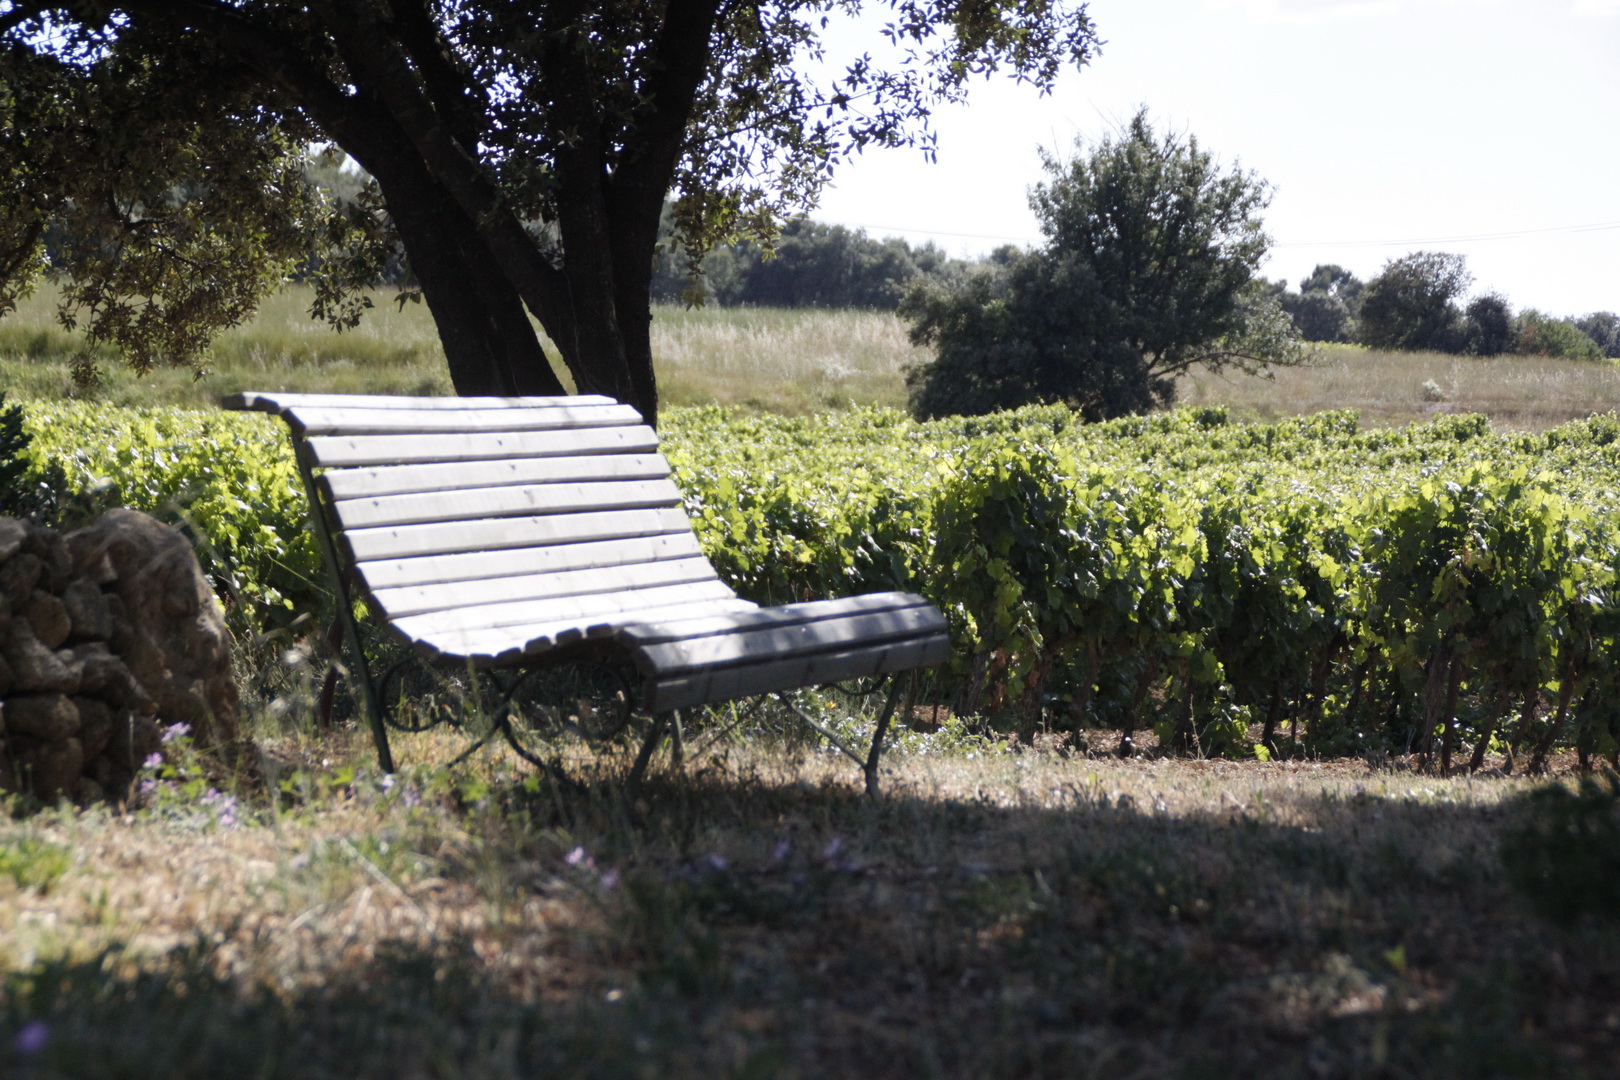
225, 392, 950, 794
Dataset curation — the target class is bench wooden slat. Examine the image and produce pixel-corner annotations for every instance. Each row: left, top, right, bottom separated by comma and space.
225, 391, 620, 412
358, 533, 707, 590
332, 478, 684, 530
645, 633, 952, 713
634, 605, 947, 677
416, 598, 761, 663
305, 427, 660, 468
342, 506, 694, 562
370, 556, 724, 619
284, 403, 643, 436
321, 454, 671, 500
392, 579, 740, 640
615, 592, 935, 646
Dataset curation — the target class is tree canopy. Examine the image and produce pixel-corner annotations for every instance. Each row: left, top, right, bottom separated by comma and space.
0, 0, 1100, 423
902, 110, 1307, 421
1354, 251, 1472, 353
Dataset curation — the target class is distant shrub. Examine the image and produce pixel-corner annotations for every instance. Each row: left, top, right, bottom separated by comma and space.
1575, 311, 1620, 359
1463, 293, 1513, 356
1514, 310, 1606, 362
1355, 251, 1470, 353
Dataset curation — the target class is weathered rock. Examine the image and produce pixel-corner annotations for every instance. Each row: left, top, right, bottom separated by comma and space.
0, 552, 41, 605
76, 777, 106, 805
73, 696, 114, 759
89, 751, 115, 790
66, 525, 117, 583
61, 578, 112, 641
0, 650, 11, 696
3, 622, 78, 693
25, 589, 72, 649
6, 693, 81, 741
17, 737, 83, 801
63, 642, 150, 710
156, 677, 212, 731
21, 527, 72, 593
0, 517, 26, 563
67, 510, 238, 747
0, 741, 13, 791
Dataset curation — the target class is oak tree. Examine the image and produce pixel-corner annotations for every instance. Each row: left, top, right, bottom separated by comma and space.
903, 110, 1305, 421
0, 0, 1100, 424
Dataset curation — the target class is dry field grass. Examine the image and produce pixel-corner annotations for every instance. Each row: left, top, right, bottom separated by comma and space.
9, 285, 1619, 429
2, 715, 1617, 1079
1177, 344, 1620, 432
0, 285, 922, 413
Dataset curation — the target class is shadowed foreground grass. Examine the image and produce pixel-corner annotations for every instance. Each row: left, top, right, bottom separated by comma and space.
2, 723, 1616, 1080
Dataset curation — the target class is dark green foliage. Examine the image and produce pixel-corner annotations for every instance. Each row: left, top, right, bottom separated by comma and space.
1299, 263, 1365, 308
903, 252, 1176, 420
1356, 251, 1472, 352
1514, 310, 1606, 362
1500, 773, 1620, 923
0, 391, 66, 522
1575, 311, 1620, 359
1463, 292, 1514, 356
652, 216, 968, 310
1283, 289, 1353, 343
1279, 263, 1364, 342
902, 110, 1306, 420
0, 391, 28, 510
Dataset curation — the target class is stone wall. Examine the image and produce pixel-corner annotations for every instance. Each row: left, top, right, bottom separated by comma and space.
0, 509, 238, 803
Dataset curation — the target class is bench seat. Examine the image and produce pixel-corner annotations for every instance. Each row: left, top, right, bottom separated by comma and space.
224, 392, 949, 782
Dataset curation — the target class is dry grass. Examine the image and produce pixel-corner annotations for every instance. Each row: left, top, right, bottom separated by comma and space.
2, 714, 1616, 1079
7, 285, 1620, 430
0, 285, 922, 414
1179, 344, 1620, 432
653, 305, 920, 413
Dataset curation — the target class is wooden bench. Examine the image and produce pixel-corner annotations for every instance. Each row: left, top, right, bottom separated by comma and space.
223, 392, 950, 793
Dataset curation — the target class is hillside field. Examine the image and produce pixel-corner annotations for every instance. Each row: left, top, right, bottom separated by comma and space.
4, 283, 1620, 427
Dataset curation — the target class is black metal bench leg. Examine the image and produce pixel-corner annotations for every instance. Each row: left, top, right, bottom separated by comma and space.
862, 678, 907, 798
628, 712, 674, 791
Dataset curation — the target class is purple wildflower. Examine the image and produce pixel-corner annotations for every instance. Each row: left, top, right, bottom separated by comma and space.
13, 1020, 48, 1056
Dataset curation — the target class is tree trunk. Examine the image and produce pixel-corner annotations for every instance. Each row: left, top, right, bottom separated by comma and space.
1529, 664, 1579, 775
1260, 689, 1282, 756
1467, 680, 1512, 773
390, 203, 567, 396
1439, 653, 1462, 778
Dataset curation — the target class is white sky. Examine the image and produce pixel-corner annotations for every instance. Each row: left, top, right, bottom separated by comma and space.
809, 0, 1620, 316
